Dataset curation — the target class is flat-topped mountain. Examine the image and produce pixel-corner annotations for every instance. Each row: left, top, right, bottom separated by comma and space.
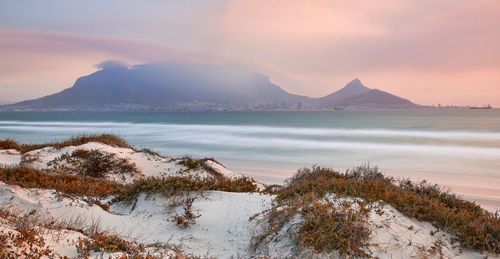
2, 61, 416, 111
7, 62, 307, 110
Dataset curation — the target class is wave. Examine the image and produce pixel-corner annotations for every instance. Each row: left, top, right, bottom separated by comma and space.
1, 121, 500, 140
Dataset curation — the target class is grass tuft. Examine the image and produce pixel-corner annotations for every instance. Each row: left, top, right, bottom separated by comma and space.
0, 134, 130, 153
47, 149, 138, 178
260, 165, 500, 255
116, 175, 257, 204
0, 167, 122, 198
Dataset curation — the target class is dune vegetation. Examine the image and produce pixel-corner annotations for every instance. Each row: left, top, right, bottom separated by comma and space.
0, 134, 499, 257
254, 166, 500, 256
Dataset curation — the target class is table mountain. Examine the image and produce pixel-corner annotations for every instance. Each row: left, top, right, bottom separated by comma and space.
2, 62, 416, 110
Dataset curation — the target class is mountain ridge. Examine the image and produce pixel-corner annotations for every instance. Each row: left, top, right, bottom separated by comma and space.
1, 62, 417, 111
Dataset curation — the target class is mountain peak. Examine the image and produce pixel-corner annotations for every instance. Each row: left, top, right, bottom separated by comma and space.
320, 78, 371, 102
344, 78, 367, 90
348, 78, 361, 84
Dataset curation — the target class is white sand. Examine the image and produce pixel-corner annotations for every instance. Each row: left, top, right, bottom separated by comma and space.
0, 142, 496, 258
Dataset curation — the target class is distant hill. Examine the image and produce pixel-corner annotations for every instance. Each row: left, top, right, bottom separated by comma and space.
318, 78, 371, 103
1, 61, 416, 111
314, 79, 415, 109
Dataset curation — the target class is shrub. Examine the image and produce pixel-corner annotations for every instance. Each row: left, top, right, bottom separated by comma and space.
0, 166, 122, 198
252, 189, 372, 257
0, 134, 130, 154
274, 165, 500, 254
170, 197, 200, 229
0, 138, 21, 151
0, 209, 54, 258
116, 175, 257, 204
76, 231, 143, 256
176, 157, 223, 177
75, 230, 195, 259
47, 149, 138, 178
298, 200, 371, 257
176, 157, 200, 170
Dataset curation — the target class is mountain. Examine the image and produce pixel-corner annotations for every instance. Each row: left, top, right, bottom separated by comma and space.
315, 79, 416, 109
1, 61, 416, 111
7, 62, 307, 110
318, 78, 371, 103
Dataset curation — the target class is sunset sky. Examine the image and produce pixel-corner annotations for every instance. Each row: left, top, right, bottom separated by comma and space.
1, 1, 499, 106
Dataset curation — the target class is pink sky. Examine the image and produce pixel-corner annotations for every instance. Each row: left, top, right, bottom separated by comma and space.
0, 0, 499, 106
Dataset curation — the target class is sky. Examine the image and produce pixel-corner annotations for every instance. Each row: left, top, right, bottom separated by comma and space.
1, 0, 499, 106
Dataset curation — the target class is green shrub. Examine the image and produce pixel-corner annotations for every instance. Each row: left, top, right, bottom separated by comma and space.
176, 157, 200, 170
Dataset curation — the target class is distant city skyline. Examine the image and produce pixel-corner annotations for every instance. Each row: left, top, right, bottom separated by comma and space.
1, 1, 499, 106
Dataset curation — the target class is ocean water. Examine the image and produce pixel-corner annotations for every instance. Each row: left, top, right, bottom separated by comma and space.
1, 109, 499, 211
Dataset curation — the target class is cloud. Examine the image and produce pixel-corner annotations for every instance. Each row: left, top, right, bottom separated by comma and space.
95, 60, 129, 70
0, 30, 224, 102
1, 1, 499, 106
217, 0, 500, 104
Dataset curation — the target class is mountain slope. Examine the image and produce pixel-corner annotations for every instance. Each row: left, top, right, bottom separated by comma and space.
315, 79, 416, 109
8, 62, 307, 110
318, 78, 371, 103
2, 61, 417, 110
334, 89, 415, 108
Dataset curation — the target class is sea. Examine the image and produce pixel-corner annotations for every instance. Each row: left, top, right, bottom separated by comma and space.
1, 109, 499, 211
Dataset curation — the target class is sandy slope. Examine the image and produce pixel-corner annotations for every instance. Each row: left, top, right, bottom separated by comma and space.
0, 142, 495, 258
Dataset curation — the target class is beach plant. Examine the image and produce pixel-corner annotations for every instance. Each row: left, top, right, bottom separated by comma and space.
47, 149, 138, 178
0, 208, 54, 258
254, 165, 500, 256
115, 175, 257, 205
0, 134, 130, 153
0, 166, 123, 198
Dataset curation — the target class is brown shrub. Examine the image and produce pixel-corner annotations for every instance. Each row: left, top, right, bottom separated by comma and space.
0, 166, 122, 198
0, 134, 130, 153
76, 231, 143, 256
251, 190, 372, 257
175, 157, 223, 177
170, 197, 200, 229
0, 209, 54, 258
176, 157, 200, 170
0, 138, 21, 150
47, 149, 138, 178
116, 175, 257, 204
298, 201, 371, 257
277, 165, 500, 254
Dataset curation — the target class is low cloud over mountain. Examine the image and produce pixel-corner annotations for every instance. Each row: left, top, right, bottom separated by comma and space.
2, 61, 416, 111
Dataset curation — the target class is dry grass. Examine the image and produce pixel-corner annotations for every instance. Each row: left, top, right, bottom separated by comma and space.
0, 205, 189, 259
252, 190, 372, 257
0, 166, 122, 198
0, 163, 257, 206
47, 149, 138, 178
0, 208, 54, 258
176, 156, 223, 177
0, 134, 130, 153
75, 231, 144, 257
170, 197, 200, 229
116, 175, 258, 204
267, 165, 500, 255
299, 200, 371, 257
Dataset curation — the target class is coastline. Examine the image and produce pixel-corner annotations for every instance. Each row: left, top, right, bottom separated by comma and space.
0, 135, 499, 258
